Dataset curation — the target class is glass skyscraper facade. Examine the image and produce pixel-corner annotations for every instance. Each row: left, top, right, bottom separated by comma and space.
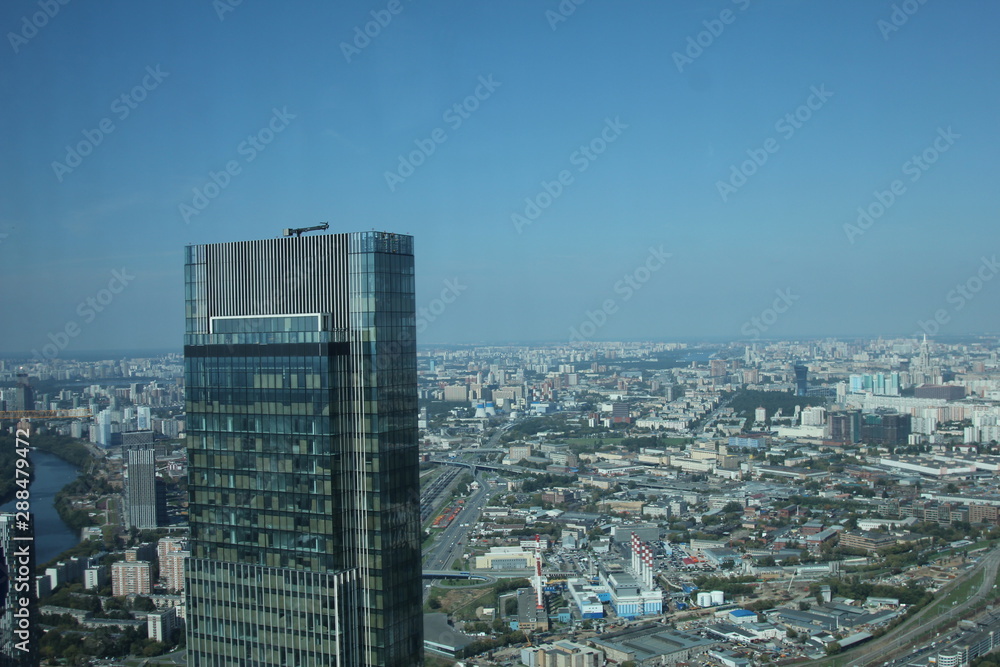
184, 232, 422, 666
0, 512, 37, 667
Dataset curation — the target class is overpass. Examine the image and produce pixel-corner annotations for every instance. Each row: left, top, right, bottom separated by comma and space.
423, 570, 495, 583
427, 457, 550, 476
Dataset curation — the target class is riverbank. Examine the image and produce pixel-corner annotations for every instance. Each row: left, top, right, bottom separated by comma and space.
27, 433, 102, 530
0, 449, 84, 565
0, 430, 104, 566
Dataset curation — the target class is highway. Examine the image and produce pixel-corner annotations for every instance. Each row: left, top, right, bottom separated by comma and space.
420, 467, 461, 522
422, 471, 494, 572
419, 423, 514, 599
826, 546, 1000, 667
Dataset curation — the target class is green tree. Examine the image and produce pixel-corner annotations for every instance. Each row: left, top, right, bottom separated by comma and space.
132, 596, 156, 612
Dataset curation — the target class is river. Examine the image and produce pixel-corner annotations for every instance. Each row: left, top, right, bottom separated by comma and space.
0, 450, 82, 565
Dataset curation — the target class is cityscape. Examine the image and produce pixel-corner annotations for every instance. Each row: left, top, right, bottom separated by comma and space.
3, 2, 1000, 667
4, 318, 1000, 665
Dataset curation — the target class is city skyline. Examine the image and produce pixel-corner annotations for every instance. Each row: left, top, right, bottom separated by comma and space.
2, 1, 1000, 355
8, 326, 1000, 662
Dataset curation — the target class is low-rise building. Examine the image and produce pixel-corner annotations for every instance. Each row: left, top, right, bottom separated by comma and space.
514, 588, 549, 633
838, 530, 896, 553
474, 547, 538, 570
566, 579, 606, 619
521, 640, 603, 667
590, 625, 716, 665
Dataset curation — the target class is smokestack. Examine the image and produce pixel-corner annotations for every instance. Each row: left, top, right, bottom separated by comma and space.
535, 534, 544, 610
631, 533, 640, 574
643, 543, 654, 589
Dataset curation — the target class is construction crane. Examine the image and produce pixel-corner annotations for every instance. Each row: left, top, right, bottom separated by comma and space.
0, 409, 91, 419
283, 222, 329, 238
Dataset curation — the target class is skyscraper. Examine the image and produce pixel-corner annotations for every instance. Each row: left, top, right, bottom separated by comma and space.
14, 373, 33, 412
94, 410, 113, 446
794, 363, 808, 396
124, 446, 165, 530
137, 405, 152, 431
184, 232, 422, 666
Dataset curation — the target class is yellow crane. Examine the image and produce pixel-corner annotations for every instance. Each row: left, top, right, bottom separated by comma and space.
0, 409, 91, 419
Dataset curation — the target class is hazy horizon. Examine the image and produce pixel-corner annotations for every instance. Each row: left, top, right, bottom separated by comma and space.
3, 1, 999, 358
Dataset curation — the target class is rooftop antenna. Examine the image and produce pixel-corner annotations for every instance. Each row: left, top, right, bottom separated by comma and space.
283, 222, 329, 238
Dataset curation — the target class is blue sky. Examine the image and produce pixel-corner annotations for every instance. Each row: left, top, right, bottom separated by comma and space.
1, 0, 998, 356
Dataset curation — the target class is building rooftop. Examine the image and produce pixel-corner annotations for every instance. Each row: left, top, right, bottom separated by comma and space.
591, 624, 716, 663
423, 613, 476, 656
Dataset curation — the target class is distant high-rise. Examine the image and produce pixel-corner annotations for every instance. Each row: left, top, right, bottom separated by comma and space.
94, 410, 113, 446
11, 373, 34, 412
861, 413, 911, 446
794, 363, 808, 396
828, 409, 862, 443
124, 446, 164, 530
111, 560, 152, 596
137, 405, 152, 431
122, 430, 155, 450
184, 232, 422, 666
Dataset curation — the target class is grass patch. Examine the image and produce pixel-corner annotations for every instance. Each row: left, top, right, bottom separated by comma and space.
425, 584, 493, 619
924, 568, 983, 620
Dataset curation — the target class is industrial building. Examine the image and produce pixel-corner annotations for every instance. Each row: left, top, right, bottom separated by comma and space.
475, 547, 539, 570
520, 640, 604, 667
589, 625, 716, 664
423, 613, 476, 659
513, 587, 550, 633
566, 579, 607, 619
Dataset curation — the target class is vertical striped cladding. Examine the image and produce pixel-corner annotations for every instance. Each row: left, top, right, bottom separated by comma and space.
186, 559, 359, 667
200, 235, 351, 330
